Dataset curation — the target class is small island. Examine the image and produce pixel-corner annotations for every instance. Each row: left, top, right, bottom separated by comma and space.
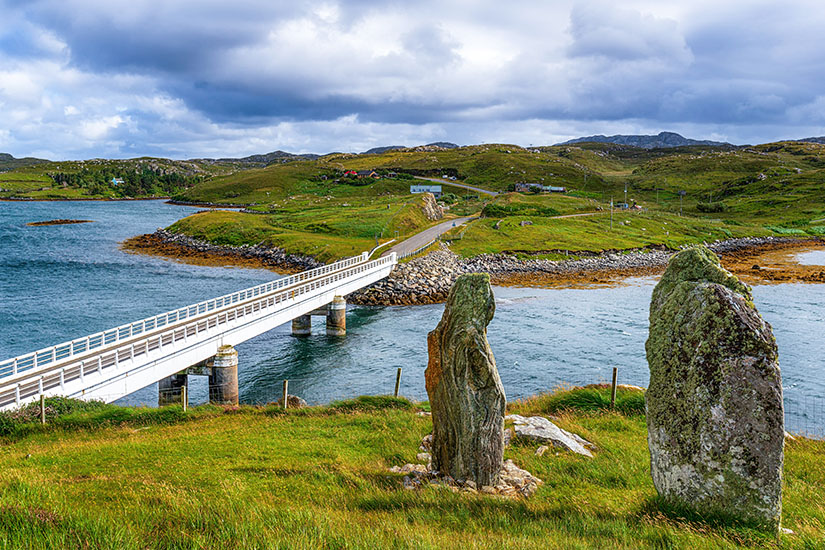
26, 219, 94, 226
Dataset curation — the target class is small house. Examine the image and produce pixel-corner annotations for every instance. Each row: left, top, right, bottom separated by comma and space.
111, 177, 124, 186
356, 170, 379, 179
410, 184, 442, 198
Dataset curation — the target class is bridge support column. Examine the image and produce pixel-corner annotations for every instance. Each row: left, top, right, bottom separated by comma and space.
326, 296, 346, 336
292, 315, 312, 336
158, 373, 187, 406
209, 345, 239, 405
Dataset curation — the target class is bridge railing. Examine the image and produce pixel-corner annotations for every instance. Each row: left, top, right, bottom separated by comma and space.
0, 253, 397, 408
0, 252, 370, 380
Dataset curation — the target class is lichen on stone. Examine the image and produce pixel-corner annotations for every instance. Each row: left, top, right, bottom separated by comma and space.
645, 245, 783, 532
425, 273, 505, 487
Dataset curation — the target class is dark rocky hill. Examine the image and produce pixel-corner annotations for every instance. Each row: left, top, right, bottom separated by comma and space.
558, 131, 730, 149
0, 153, 50, 171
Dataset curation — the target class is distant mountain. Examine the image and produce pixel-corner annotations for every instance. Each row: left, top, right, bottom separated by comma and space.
793, 136, 825, 144
0, 153, 50, 171
557, 131, 730, 149
361, 142, 460, 155
362, 145, 407, 155
424, 142, 459, 149
193, 150, 320, 166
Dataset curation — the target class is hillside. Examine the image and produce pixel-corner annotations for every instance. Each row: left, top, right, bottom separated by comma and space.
4, 139, 825, 260
0, 157, 243, 199
0, 389, 821, 549
0, 152, 50, 171
558, 131, 731, 149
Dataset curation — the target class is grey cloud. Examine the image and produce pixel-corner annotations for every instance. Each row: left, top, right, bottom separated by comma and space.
1, 0, 825, 158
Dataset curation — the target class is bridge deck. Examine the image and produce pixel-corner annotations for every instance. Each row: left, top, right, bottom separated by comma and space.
0, 251, 396, 409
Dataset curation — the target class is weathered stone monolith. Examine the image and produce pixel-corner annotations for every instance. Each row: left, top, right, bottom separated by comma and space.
425, 273, 505, 487
646, 246, 784, 531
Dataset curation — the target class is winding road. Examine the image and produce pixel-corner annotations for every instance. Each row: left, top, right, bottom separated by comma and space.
384, 216, 475, 257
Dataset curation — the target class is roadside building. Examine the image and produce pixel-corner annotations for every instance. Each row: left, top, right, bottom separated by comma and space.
514, 182, 566, 193
410, 184, 442, 198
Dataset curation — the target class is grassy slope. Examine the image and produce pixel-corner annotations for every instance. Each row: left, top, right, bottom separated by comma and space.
0, 390, 821, 549
7, 141, 823, 258
168, 142, 825, 261
450, 211, 771, 258
168, 193, 437, 262
0, 158, 237, 199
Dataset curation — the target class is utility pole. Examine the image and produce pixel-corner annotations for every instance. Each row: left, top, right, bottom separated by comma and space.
624, 183, 628, 206
610, 197, 614, 230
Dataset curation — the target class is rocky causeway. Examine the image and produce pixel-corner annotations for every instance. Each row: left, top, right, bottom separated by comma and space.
125, 230, 824, 306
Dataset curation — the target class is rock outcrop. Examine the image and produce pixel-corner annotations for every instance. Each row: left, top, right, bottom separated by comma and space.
425, 273, 506, 487
419, 192, 444, 221
645, 245, 784, 531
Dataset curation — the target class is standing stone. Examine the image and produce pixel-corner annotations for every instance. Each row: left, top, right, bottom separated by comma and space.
425, 273, 505, 487
646, 246, 783, 531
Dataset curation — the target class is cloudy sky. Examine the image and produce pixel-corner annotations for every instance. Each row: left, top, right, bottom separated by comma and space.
1, 0, 824, 159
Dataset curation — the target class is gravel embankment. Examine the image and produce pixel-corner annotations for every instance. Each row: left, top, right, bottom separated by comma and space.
145, 230, 821, 305
150, 229, 322, 271
349, 237, 822, 305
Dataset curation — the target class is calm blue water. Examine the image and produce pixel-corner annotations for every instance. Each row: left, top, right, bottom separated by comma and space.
1, 201, 823, 433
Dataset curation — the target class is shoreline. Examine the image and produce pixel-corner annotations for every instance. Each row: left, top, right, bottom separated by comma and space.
121, 230, 322, 274
1, 196, 172, 202
123, 230, 825, 305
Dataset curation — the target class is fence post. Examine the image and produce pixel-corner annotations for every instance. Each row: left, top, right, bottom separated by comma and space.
610, 367, 618, 409
181, 385, 187, 413
282, 380, 289, 410
394, 368, 402, 397
40, 394, 46, 425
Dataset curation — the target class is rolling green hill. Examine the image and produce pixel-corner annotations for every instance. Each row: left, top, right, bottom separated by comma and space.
4, 140, 824, 259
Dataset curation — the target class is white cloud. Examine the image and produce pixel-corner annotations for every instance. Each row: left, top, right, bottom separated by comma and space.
0, 0, 822, 158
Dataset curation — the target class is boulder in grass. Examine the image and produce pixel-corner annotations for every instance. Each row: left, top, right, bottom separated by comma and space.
506, 415, 594, 457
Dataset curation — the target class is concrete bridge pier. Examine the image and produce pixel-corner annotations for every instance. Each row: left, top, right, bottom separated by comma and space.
209, 345, 239, 405
158, 373, 188, 406
326, 296, 346, 336
291, 315, 312, 336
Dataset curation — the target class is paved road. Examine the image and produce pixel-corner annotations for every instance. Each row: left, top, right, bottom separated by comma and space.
414, 176, 499, 197
384, 216, 475, 257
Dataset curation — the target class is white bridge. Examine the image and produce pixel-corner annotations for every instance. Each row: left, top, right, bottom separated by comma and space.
0, 251, 396, 410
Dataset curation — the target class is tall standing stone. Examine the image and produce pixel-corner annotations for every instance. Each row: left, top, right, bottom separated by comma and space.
646, 246, 784, 531
425, 273, 505, 487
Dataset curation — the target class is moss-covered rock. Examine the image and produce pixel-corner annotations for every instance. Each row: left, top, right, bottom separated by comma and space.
645, 246, 783, 532
425, 273, 505, 487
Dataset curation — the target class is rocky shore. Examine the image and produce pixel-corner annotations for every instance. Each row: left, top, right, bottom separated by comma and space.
124, 229, 824, 306
349, 236, 825, 305
123, 229, 323, 272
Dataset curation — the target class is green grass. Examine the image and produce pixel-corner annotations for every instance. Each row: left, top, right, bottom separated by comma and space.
167, 193, 444, 262
0, 390, 821, 549
6, 140, 825, 258
449, 210, 771, 257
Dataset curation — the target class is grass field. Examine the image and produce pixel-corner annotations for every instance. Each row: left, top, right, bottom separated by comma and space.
4, 140, 825, 259
448, 210, 772, 258
168, 193, 444, 262
0, 388, 821, 549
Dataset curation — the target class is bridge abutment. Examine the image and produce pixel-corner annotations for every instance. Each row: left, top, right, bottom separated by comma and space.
291, 315, 312, 336
326, 296, 346, 336
209, 345, 239, 405
158, 373, 188, 406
